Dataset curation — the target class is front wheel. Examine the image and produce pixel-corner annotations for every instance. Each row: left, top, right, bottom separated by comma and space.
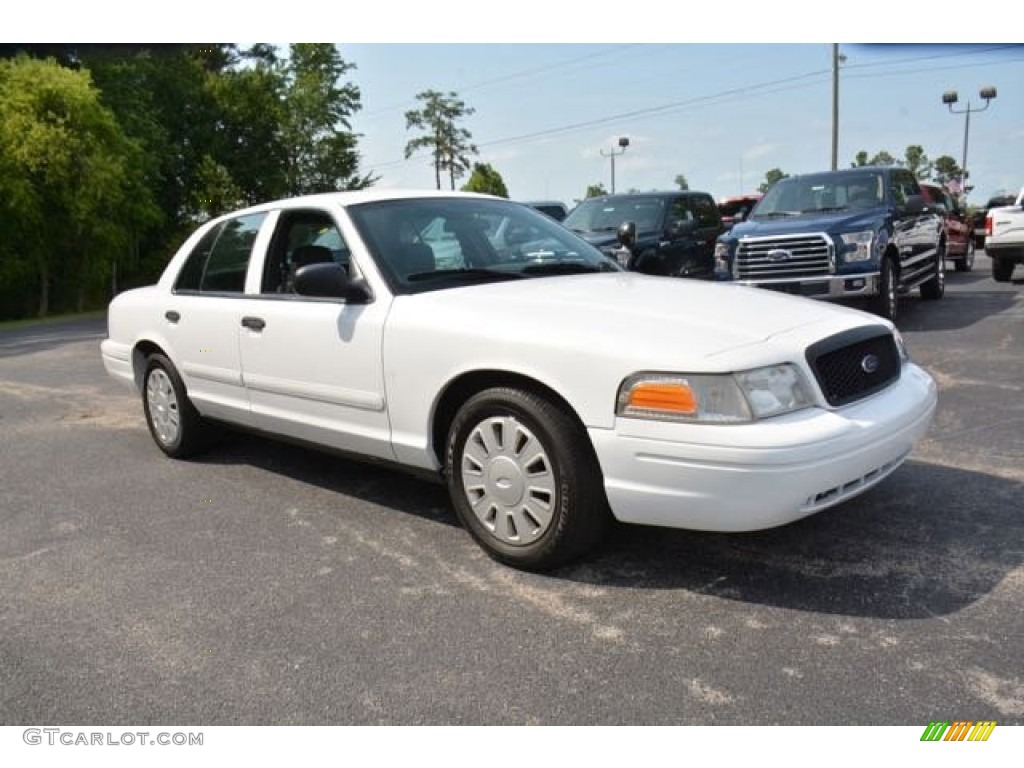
920, 244, 945, 300
445, 388, 610, 571
872, 256, 899, 321
143, 353, 210, 458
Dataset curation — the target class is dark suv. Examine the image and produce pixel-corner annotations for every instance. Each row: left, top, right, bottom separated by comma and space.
563, 191, 723, 277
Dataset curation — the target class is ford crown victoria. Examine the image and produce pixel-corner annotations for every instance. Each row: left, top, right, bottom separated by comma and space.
101, 191, 938, 570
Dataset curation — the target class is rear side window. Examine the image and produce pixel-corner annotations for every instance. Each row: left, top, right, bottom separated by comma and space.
174, 223, 224, 292
199, 213, 267, 293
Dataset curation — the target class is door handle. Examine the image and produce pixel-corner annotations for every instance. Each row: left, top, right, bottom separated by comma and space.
241, 316, 266, 332
165, 310, 180, 323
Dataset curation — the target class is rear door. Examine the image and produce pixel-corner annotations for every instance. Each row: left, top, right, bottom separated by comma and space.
163, 212, 269, 427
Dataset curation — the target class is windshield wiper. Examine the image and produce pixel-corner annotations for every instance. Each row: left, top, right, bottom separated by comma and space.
521, 262, 610, 275
804, 206, 848, 213
406, 268, 524, 283
755, 211, 801, 218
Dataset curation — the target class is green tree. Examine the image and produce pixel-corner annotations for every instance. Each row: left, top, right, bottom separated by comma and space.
585, 183, 608, 198
903, 145, 932, 180
851, 150, 869, 167
280, 44, 375, 195
869, 150, 897, 166
758, 168, 788, 193
405, 90, 478, 190
0, 55, 151, 317
674, 173, 689, 191
460, 162, 509, 198
932, 155, 963, 187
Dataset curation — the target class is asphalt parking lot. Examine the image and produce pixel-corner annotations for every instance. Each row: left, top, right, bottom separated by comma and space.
1, 254, 1021, 725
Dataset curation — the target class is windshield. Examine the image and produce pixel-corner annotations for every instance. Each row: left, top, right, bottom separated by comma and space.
563, 196, 666, 233
347, 198, 619, 293
755, 172, 885, 216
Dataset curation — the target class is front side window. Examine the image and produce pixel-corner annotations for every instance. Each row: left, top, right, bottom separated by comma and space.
262, 211, 351, 294
349, 197, 618, 294
691, 196, 720, 227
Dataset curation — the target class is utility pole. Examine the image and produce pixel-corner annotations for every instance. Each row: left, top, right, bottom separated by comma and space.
831, 44, 840, 171
600, 137, 630, 194
942, 87, 997, 201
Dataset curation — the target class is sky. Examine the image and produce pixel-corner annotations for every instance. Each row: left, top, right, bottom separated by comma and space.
343, 42, 1024, 206
14, 3, 1024, 208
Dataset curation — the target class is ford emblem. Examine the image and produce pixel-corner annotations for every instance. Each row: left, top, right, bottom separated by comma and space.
766, 248, 791, 262
861, 354, 880, 374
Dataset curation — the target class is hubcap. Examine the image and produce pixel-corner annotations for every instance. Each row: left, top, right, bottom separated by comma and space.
146, 368, 180, 446
460, 415, 557, 546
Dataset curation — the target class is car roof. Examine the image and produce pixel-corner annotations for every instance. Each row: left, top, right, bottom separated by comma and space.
522, 200, 567, 207
213, 189, 503, 221
586, 191, 708, 202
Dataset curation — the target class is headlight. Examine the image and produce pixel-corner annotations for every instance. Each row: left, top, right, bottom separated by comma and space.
839, 230, 874, 262
617, 363, 814, 424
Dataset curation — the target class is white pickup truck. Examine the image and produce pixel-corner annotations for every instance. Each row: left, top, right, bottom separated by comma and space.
987, 187, 1024, 282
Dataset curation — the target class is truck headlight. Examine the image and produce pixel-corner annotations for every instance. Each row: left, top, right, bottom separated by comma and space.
839, 230, 874, 262
714, 242, 730, 271
617, 363, 814, 424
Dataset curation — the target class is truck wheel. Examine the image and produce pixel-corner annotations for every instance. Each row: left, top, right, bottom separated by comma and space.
445, 387, 611, 571
992, 257, 1014, 283
955, 240, 975, 272
920, 244, 945, 300
872, 257, 898, 321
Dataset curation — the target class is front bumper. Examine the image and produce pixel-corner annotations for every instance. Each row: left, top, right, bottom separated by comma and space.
588, 362, 937, 532
734, 272, 880, 299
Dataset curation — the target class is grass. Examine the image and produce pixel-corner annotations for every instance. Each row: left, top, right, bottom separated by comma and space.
0, 309, 107, 332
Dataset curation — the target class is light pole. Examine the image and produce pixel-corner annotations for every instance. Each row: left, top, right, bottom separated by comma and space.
600, 136, 630, 193
942, 86, 997, 200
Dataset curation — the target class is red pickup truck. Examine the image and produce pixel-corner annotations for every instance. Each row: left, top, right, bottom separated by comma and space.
920, 182, 974, 272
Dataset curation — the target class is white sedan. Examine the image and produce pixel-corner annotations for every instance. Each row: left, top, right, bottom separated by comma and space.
101, 190, 937, 570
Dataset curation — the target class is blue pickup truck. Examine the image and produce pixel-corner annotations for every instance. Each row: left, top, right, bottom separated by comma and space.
713, 166, 945, 321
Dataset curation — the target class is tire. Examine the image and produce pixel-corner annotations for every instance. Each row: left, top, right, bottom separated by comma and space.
955, 239, 975, 272
142, 353, 210, 458
872, 256, 899, 321
991, 257, 1014, 283
920, 243, 945, 301
445, 387, 610, 571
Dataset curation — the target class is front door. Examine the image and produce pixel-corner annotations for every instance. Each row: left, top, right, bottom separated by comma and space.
237, 208, 395, 461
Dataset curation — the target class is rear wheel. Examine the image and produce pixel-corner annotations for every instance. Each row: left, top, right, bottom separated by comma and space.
445, 387, 610, 571
872, 256, 899, 321
991, 257, 1014, 282
920, 243, 945, 300
142, 353, 210, 458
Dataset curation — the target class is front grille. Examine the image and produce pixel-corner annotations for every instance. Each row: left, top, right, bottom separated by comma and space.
806, 327, 900, 407
736, 234, 832, 280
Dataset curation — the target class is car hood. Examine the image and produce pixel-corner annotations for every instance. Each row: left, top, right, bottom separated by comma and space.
733, 208, 883, 238
393, 272, 879, 368
571, 229, 659, 249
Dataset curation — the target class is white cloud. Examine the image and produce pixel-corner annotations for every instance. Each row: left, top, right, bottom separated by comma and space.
743, 143, 780, 161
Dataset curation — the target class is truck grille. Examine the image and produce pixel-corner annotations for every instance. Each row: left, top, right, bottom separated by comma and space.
736, 234, 832, 281
805, 328, 901, 407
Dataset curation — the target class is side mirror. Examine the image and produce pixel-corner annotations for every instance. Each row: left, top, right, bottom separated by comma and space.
671, 218, 698, 236
617, 221, 637, 249
294, 262, 372, 303
903, 194, 930, 215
